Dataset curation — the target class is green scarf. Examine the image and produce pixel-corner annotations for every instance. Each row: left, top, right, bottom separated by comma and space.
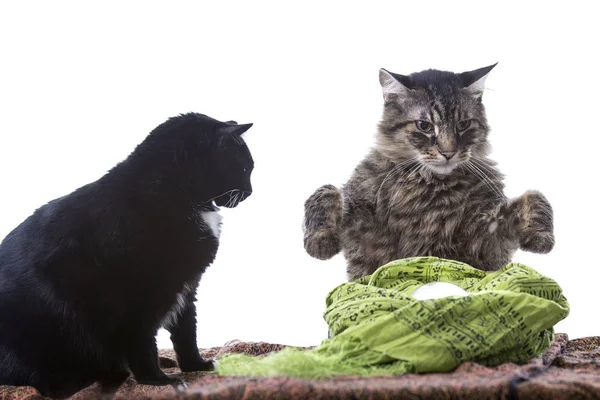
216, 257, 569, 378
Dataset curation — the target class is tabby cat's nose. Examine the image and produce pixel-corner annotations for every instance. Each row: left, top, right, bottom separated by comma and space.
440, 151, 456, 160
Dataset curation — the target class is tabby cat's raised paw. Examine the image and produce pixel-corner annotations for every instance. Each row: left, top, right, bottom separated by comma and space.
303, 184, 344, 260
512, 190, 555, 254
304, 228, 341, 260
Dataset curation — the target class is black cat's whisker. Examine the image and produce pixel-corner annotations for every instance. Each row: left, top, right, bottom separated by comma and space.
226, 191, 234, 208
203, 189, 238, 204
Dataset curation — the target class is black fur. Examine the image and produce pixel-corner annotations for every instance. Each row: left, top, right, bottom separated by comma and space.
0, 112, 254, 397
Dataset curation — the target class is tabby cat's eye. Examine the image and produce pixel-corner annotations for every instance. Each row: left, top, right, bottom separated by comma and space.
415, 121, 434, 133
457, 120, 471, 132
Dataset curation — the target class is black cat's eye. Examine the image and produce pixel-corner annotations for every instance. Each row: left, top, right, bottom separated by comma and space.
457, 120, 471, 132
415, 121, 434, 133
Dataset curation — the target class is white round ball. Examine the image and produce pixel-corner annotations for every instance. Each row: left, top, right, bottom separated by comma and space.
410, 281, 469, 300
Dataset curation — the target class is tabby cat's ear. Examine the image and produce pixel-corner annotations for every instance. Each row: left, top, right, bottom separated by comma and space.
459, 63, 498, 98
379, 68, 414, 102
217, 122, 253, 137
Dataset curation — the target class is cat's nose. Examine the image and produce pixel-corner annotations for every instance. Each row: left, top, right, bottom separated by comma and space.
440, 151, 456, 160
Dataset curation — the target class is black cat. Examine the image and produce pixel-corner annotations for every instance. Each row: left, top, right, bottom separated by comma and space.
0, 112, 254, 397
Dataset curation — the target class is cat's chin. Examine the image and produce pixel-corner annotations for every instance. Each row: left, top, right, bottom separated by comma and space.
211, 201, 221, 211
425, 163, 459, 176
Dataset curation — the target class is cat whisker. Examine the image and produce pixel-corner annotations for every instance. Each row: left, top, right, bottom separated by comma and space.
226, 191, 235, 208
375, 157, 419, 207
469, 156, 501, 174
385, 163, 422, 216
464, 161, 505, 202
203, 189, 238, 204
469, 159, 505, 193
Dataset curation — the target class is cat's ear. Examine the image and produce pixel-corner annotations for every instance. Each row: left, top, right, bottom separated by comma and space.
459, 63, 498, 98
379, 68, 414, 102
217, 122, 253, 137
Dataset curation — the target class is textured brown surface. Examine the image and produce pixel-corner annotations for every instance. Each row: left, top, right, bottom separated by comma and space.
2, 334, 600, 399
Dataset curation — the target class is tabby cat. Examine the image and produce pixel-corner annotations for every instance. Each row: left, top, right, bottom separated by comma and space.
303, 64, 554, 281
0, 113, 254, 397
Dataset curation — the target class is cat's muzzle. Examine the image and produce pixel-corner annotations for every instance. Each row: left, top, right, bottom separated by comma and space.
214, 190, 252, 208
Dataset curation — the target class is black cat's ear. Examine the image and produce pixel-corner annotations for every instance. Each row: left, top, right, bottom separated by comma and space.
459, 63, 498, 98
217, 122, 253, 137
379, 68, 414, 102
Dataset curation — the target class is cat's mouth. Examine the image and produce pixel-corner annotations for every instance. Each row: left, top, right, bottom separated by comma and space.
424, 158, 463, 175
426, 162, 459, 175
213, 190, 251, 208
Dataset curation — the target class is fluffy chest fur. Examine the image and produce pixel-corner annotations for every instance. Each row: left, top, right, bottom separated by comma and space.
378, 170, 473, 243
339, 161, 511, 279
200, 210, 222, 238
161, 209, 222, 328
191, 206, 223, 239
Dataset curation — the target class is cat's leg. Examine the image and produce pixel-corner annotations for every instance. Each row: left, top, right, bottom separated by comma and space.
97, 358, 131, 395
508, 190, 555, 254
98, 369, 130, 395
166, 288, 214, 372
453, 196, 520, 271
343, 199, 388, 281
122, 330, 187, 390
303, 184, 344, 260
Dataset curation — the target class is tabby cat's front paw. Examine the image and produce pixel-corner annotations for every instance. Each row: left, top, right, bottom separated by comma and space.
304, 228, 341, 260
512, 190, 555, 254
303, 184, 343, 260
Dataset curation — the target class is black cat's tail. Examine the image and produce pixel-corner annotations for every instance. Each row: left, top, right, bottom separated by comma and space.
302, 184, 343, 260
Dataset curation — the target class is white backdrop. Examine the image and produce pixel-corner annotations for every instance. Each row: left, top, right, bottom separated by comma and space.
0, 1, 597, 349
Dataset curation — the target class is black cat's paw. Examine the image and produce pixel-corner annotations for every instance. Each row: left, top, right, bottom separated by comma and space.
512, 190, 555, 254
99, 369, 131, 394
171, 376, 188, 392
178, 358, 215, 372
135, 373, 187, 389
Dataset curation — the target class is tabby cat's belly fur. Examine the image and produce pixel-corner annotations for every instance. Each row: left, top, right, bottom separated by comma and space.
340, 192, 518, 280
302, 166, 525, 281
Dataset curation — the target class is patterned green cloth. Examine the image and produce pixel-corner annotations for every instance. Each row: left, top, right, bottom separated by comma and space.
217, 257, 570, 378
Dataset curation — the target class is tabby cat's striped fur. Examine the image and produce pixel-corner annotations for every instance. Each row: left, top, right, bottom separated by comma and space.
303, 64, 554, 280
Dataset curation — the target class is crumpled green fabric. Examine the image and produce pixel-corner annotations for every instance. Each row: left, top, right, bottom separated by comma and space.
216, 257, 570, 378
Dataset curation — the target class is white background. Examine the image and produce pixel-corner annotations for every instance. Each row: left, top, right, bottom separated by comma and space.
0, 1, 598, 349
